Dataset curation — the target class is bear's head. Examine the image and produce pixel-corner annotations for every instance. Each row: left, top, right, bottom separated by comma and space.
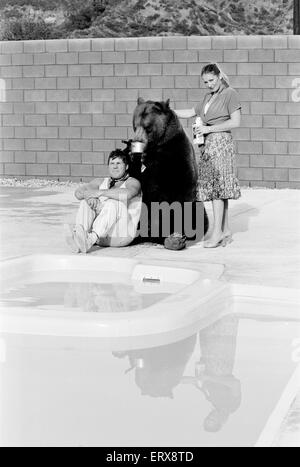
133, 97, 177, 147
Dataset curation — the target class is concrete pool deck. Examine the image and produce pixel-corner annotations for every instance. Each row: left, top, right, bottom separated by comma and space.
0, 182, 299, 447
0, 183, 299, 289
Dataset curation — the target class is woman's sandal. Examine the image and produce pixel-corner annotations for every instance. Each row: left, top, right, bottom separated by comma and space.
221, 234, 233, 247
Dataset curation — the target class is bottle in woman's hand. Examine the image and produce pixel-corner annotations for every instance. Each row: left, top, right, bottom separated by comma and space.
192, 117, 204, 146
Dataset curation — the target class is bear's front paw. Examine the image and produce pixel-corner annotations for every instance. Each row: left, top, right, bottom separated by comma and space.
164, 233, 186, 251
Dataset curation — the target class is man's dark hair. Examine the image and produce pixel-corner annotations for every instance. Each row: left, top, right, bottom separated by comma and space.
108, 149, 130, 166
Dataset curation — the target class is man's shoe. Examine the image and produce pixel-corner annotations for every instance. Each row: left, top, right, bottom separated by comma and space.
74, 224, 95, 254
164, 233, 186, 251
64, 224, 80, 254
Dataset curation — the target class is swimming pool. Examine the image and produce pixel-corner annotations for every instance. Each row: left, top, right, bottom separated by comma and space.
0, 254, 299, 447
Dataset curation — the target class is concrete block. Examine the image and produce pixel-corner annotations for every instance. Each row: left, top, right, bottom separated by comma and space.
150, 51, 173, 63
35, 102, 57, 114
25, 139, 46, 151
116, 114, 133, 127
93, 140, 115, 152
92, 114, 115, 127
80, 77, 103, 89
69, 90, 92, 102
23, 66, 44, 78
250, 76, 275, 88
275, 49, 300, 62
48, 164, 70, 176
1, 42, 23, 54
37, 127, 58, 139
46, 90, 68, 102
57, 103, 80, 114
80, 102, 103, 114
70, 140, 92, 152
289, 116, 300, 128
238, 63, 262, 75
232, 128, 251, 140
24, 41, 45, 54
12, 54, 34, 66
235, 154, 250, 167
35, 78, 57, 89
12, 78, 34, 89
238, 142, 263, 154
3, 115, 24, 126
68, 65, 90, 77
276, 102, 300, 115
0, 127, 13, 139
57, 77, 80, 89
79, 52, 102, 64
163, 37, 187, 50
102, 52, 125, 64
103, 77, 126, 89
174, 50, 198, 62
46, 114, 69, 127
93, 165, 109, 177
263, 142, 288, 155
24, 90, 46, 102
56, 53, 78, 65
69, 39, 91, 52
139, 37, 162, 50
82, 152, 105, 165
289, 63, 300, 75
263, 63, 288, 75
34, 53, 56, 65
0, 103, 13, 114
240, 115, 263, 128
264, 116, 288, 128
198, 50, 223, 63
127, 77, 150, 89
70, 115, 92, 127
167, 89, 188, 102
236, 36, 262, 49
26, 163, 48, 176
0, 151, 14, 163
126, 51, 149, 64
139, 64, 162, 76
45, 65, 67, 77
263, 36, 288, 48
251, 129, 275, 141
5, 163, 26, 175
251, 102, 275, 115
288, 36, 300, 48
59, 152, 81, 164
238, 89, 262, 101
151, 76, 174, 89
13, 103, 35, 114
263, 168, 288, 181
92, 38, 114, 52
238, 167, 262, 180
115, 89, 138, 101
14, 151, 36, 163
115, 64, 138, 76
187, 36, 211, 49
276, 129, 300, 142
276, 76, 296, 89
0, 66, 22, 78
175, 76, 199, 88
250, 155, 275, 167
82, 127, 105, 139
25, 115, 47, 126
276, 155, 300, 168
104, 127, 128, 139
71, 164, 93, 177
137, 89, 163, 102
15, 127, 36, 139
224, 50, 248, 62
276, 181, 300, 188
45, 40, 68, 53
250, 181, 275, 188
6, 90, 24, 102
263, 89, 288, 102
47, 140, 69, 151
249, 50, 274, 62
289, 169, 300, 181
92, 89, 114, 101
212, 37, 236, 49
37, 152, 59, 163
229, 76, 250, 88
116, 38, 138, 51
91, 65, 114, 76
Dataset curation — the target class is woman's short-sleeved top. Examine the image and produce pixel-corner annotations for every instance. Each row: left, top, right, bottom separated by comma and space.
195, 85, 241, 127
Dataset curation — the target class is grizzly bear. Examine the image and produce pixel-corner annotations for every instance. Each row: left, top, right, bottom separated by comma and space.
132, 98, 208, 248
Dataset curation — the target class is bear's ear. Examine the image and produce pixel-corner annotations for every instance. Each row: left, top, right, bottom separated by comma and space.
165, 99, 170, 108
137, 97, 145, 105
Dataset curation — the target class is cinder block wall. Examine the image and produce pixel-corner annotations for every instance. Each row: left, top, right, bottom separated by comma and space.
0, 35, 300, 187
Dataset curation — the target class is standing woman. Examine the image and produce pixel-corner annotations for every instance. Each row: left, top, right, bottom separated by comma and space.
175, 63, 241, 248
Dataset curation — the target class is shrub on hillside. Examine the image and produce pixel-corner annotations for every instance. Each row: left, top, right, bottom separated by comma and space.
0, 15, 52, 40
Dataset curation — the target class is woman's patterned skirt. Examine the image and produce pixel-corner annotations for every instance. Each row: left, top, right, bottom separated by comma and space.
197, 132, 241, 202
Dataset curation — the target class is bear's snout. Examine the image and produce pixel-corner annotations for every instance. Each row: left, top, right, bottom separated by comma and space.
133, 126, 148, 145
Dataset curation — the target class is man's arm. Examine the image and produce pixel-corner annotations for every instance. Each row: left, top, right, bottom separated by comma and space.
98, 178, 141, 203
74, 178, 103, 200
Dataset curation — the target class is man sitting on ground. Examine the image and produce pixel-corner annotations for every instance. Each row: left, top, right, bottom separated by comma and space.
65, 150, 142, 254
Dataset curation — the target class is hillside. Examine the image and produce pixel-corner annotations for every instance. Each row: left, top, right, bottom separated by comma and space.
0, 0, 294, 40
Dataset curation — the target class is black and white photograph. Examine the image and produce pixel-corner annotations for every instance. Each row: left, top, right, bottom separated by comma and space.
0, 0, 299, 449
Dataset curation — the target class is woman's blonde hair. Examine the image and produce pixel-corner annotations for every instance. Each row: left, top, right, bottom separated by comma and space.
201, 63, 230, 86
